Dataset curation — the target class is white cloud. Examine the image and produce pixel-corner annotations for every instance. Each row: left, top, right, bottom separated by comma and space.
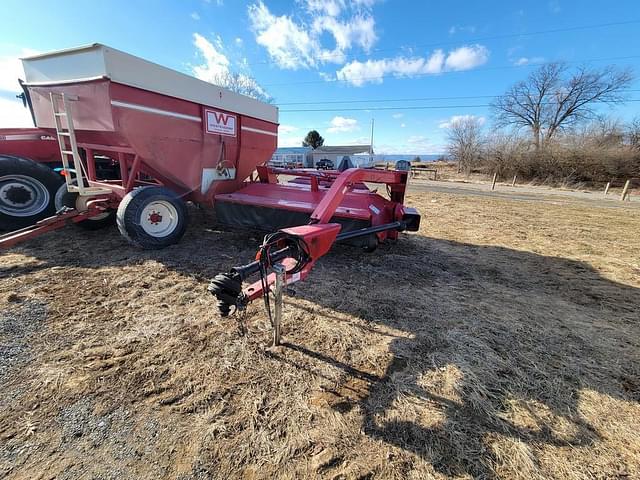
234, 37, 243, 46
513, 56, 545, 66
191, 12, 200, 20
305, 0, 343, 17
192, 33, 269, 100
327, 116, 359, 133
0, 49, 38, 92
248, 2, 318, 69
424, 49, 446, 73
400, 123, 406, 128
0, 48, 40, 127
335, 44, 488, 86
305, 0, 379, 17
392, 113, 404, 119
192, 33, 230, 80
248, 0, 377, 69
444, 45, 489, 71
279, 124, 299, 134
438, 114, 486, 129
0, 97, 34, 128
313, 14, 377, 60
449, 25, 476, 35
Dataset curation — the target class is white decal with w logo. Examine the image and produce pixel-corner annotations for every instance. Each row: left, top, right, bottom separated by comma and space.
205, 109, 236, 136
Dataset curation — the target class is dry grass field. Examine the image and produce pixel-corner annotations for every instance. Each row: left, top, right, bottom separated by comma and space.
1, 186, 639, 479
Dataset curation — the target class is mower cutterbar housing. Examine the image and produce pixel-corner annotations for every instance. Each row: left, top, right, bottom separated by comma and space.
209, 165, 421, 315
214, 165, 416, 247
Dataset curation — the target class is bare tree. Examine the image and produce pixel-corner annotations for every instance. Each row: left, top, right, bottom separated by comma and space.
587, 115, 624, 147
210, 71, 272, 103
492, 62, 633, 149
627, 117, 640, 150
446, 117, 484, 173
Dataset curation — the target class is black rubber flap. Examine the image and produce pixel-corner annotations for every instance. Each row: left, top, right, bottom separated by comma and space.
214, 200, 373, 246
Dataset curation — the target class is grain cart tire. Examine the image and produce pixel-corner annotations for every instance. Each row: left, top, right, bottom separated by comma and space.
117, 186, 188, 249
54, 182, 116, 230
0, 155, 64, 230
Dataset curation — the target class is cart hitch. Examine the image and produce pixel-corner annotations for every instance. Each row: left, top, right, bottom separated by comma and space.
208, 220, 412, 318
208, 272, 244, 317
208, 234, 304, 317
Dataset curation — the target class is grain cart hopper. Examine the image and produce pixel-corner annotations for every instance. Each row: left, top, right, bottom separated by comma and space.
0, 44, 420, 316
1, 43, 278, 248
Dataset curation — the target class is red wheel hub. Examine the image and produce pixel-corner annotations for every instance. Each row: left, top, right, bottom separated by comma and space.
148, 211, 163, 224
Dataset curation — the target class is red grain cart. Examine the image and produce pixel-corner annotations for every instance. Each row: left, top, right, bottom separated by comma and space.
0, 44, 420, 314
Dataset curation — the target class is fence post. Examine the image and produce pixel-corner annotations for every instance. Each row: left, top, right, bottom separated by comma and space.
491, 172, 497, 191
511, 175, 517, 187
271, 263, 285, 347
604, 182, 610, 196
620, 180, 631, 201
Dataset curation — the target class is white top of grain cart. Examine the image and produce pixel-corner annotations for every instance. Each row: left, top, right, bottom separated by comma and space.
21, 43, 278, 124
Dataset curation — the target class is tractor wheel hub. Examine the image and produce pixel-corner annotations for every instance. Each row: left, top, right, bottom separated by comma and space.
0, 174, 50, 217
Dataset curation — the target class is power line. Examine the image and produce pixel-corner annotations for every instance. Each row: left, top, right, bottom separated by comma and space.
276, 89, 640, 106
280, 99, 640, 113
250, 19, 640, 67
264, 54, 640, 87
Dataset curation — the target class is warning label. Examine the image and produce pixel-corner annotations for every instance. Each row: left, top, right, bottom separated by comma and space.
205, 109, 236, 136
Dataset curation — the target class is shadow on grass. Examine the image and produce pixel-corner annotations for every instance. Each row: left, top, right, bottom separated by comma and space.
280, 234, 640, 478
3, 208, 639, 478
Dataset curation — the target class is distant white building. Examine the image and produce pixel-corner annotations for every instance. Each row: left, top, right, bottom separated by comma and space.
269, 147, 310, 168
308, 145, 373, 168
269, 145, 373, 169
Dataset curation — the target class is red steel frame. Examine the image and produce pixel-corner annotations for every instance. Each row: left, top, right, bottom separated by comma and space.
233, 166, 414, 303
0, 195, 111, 248
77, 146, 155, 199
0, 76, 416, 260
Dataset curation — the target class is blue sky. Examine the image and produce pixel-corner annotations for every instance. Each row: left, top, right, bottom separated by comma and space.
0, 0, 638, 154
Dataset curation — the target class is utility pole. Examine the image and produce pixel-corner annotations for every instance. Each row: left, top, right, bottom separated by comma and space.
369, 118, 375, 166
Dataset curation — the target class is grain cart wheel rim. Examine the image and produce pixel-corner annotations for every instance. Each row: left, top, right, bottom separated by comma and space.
0, 174, 50, 217
140, 201, 179, 237
54, 182, 113, 224
116, 186, 188, 249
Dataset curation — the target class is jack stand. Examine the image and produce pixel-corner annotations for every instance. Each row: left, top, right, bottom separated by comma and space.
271, 263, 285, 346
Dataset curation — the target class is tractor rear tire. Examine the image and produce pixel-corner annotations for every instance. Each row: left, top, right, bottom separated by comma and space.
116, 186, 188, 249
0, 155, 63, 230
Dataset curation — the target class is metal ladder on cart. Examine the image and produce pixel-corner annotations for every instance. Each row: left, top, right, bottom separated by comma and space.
50, 92, 111, 197
0, 94, 113, 249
